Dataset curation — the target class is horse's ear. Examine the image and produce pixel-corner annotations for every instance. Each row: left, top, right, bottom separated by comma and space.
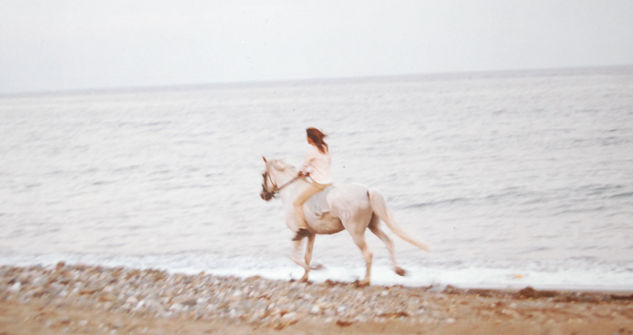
262, 156, 268, 163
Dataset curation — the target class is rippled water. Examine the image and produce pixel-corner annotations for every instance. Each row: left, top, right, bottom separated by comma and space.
2, 67, 633, 289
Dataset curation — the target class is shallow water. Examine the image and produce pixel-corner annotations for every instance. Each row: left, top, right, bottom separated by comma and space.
1, 67, 633, 289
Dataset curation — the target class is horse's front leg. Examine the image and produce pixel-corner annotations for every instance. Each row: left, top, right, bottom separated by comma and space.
291, 237, 307, 270
290, 233, 323, 275
300, 233, 316, 282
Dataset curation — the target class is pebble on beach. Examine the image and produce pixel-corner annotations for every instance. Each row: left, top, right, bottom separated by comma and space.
1, 263, 632, 333
1, 264, 438, 327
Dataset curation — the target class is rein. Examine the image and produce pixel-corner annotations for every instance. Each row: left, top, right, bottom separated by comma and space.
276, 175, 302, 191
262, 171, 303, 198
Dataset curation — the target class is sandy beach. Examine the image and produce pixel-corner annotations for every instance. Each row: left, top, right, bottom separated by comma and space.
1, 263, 632, 334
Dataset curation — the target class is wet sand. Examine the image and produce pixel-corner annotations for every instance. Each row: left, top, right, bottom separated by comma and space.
1, 263, 632, 334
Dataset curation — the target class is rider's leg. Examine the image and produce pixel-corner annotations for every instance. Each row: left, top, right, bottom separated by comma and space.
293, 182, 326, 233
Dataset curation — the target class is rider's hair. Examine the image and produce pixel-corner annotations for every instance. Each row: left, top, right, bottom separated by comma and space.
306, 127, 328, 154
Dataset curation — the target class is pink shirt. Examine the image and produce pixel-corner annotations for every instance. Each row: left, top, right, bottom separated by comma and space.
300, 145, 333, 184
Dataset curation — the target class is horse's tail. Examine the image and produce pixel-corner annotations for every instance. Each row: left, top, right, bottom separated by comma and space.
368, 189, 431, 252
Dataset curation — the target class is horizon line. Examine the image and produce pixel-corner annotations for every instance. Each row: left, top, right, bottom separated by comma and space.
2, 63, 632, 98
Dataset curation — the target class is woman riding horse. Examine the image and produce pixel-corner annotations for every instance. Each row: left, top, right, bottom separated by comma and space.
293, 128, 333, 240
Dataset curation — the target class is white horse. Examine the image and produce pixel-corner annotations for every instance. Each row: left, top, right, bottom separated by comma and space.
260, 156, 430, 286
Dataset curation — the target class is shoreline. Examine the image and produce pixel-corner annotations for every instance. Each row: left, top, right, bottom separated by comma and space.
3, 254, 632, 293
2, 263, 633, 334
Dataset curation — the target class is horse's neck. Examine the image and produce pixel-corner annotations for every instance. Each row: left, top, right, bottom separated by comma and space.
276, 171, 310, 205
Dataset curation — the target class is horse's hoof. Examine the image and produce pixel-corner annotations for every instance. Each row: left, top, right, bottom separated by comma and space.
354, 279, 370, 287
310, 263, 325, 271
395, 267, 407, 276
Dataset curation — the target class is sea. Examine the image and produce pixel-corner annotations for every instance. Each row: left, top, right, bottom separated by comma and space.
1, 66, 632, 291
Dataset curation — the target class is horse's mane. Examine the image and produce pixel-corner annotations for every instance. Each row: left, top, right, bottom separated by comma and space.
271, 159, 297, 173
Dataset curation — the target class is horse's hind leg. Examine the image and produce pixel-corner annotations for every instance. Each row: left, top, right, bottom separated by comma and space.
369, 215, 406, 276
348, 226, 373, 286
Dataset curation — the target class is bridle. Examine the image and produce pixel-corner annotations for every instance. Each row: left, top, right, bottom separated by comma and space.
261, 170, 302, 200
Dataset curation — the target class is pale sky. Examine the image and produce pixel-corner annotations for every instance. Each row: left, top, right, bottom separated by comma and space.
1, 0, 633, 94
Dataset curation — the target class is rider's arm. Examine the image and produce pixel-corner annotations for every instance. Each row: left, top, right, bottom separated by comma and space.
299, 147, 317, 176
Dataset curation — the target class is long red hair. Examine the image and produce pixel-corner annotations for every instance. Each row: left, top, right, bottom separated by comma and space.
306, 127, 328, 154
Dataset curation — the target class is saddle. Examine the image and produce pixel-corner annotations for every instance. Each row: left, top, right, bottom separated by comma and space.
304, 185, 334, 218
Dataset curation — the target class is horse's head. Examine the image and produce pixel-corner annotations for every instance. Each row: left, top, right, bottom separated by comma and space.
260, 156, 289, 201
260, 156, 275, 201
